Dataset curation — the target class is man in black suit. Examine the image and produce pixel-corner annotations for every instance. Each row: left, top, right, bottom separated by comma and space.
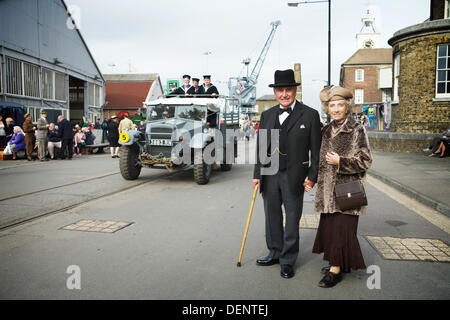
202, 75, 219, 97
167, 74, 195, 97
252, 69, 322, 279
57, 115, 73, 160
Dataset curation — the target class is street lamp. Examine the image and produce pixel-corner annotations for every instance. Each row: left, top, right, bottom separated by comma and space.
203, 51, 212, 73
288, 0, 331, 122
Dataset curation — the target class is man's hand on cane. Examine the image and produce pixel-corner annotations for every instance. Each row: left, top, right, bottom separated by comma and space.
252, 179, 260, 189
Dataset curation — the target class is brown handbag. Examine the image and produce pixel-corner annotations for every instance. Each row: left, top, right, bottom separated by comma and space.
334, 179, 368, 211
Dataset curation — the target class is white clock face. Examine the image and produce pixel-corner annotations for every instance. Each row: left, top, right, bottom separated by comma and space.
364, 39, 374, 48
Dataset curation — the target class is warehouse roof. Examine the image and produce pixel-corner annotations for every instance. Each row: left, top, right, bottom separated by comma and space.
103, 73, 160, 82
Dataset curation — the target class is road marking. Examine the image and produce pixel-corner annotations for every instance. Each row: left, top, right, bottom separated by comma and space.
60, 219, 133, 233
367, 175, 450, 234
366, 236, 450, 263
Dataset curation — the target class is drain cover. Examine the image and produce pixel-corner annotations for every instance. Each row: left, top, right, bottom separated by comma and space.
60, 219, 133, 233
366, 236, 450, 262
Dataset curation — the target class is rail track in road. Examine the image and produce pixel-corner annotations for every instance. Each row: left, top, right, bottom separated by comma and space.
0, 169, 181, 231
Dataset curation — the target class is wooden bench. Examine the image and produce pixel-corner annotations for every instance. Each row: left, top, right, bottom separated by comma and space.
81, 129, 109, 154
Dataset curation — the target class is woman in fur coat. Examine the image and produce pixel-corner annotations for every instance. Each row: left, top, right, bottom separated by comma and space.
307, 86, 372, 288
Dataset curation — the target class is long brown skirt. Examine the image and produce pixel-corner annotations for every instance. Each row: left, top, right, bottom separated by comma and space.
312, 212, 366, 272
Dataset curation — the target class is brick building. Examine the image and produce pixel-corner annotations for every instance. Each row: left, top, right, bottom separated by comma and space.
340, 48, 393, 106
387, 0, 450, 134
368, 0, 450, 153
103, 74, 163, 119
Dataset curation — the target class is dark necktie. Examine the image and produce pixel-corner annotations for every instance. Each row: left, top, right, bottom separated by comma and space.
279, 107, 292, 115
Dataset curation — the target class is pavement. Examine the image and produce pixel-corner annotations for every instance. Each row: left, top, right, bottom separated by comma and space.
0, 147, 449, 299
368, 151, 450, 217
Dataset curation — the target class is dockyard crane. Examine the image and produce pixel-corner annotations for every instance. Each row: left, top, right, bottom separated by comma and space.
228, 20, 281, 114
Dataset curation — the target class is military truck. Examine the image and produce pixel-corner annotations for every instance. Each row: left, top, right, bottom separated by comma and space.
118, 97, 240, 184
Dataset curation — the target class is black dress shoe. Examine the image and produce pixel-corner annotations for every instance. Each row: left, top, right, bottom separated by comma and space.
280, 264, 294, 278
318, 272, 342, 288
256, 256, 279, 266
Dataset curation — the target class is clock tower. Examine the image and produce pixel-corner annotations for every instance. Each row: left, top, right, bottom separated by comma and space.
356, 4, 380, 49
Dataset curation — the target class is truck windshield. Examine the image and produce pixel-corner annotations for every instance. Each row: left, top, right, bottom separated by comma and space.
147, 105, 207, 122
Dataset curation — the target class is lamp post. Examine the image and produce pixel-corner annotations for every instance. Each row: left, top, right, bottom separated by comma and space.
288, 0, 331, 121
203, 51, 212, 73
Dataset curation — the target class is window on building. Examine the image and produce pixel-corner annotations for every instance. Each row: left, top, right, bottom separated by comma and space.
354, 89, 364, 104
0, 56, 2, 94
23, 62, 40, 98
445, 0, 450, 19
393, 53, 400, 102
436, 44, 450, 97
382, 89, 392, 102
355, 69, 364, 82
55, 71, 67, 101
88, 82, 95, 106
43, 68, 54, 100
6, 57, 22, 95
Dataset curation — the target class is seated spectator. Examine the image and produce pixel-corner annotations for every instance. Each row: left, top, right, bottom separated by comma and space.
74, 127, 86, 156
0, 114, 6, 149
424, 128, 450, 157
432, 138, 449, 158
83, 127, 94, 145
7, 126, 25, 160
48, 123, 62, 160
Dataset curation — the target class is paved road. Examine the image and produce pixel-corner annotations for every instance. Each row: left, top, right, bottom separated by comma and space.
0, 145, 449, 299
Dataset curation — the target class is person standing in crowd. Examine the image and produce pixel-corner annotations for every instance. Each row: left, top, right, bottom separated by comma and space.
312, 86, 372, 288
101, 118, 109, 143
0, 114, 6, 149
47, 123, 62, 160
94, 119, 101, 129
252, 69, 322, 279
5, 117, 14, 142
7, 126, 25, 160
37, 110, 49, 161
119, 115, 133, 134
137, 120, 146, 134
202, 75, 219, 97
57, 115, 74, 160
22, 113, 35, 161
167, 75, 195, 97
108, 115, 120, 158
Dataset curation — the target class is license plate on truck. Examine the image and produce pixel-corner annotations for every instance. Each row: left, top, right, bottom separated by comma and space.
150, 139, 172, 146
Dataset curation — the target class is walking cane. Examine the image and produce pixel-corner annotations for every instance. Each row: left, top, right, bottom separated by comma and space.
237, 184, 259, 267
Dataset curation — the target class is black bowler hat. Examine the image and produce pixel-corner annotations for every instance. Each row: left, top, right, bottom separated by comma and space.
268, 69, 301, 87
192, 78, 200, 82
203, 75, 211, 79
182, 74, 191, 79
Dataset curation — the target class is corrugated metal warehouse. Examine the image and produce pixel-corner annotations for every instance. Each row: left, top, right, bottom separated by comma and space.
0, 0, 105, 126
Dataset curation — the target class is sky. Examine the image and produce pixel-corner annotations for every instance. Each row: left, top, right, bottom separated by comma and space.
65, 0, 430, 113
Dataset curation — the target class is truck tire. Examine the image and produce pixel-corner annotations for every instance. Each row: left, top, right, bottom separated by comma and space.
120, 145, 141, 180
193, 149, 212, 185
220, 163, 232, 171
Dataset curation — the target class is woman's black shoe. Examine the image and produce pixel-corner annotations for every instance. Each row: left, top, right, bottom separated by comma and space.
321, 266, 331, 274
318, 271, 342, 288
